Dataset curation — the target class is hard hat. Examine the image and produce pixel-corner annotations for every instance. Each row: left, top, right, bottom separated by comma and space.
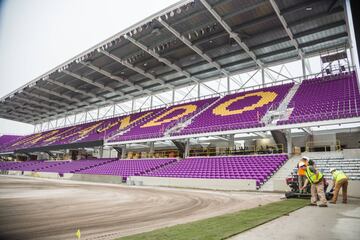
298, 162, 306, 167
330, 168, 336, 173
302, 156, 309, 161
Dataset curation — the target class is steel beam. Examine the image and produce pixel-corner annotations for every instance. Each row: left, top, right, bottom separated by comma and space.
81, 61, 147, 93
47, 78, 107, 101
157, 17, 229, 76
22, 91, 71, 108
124, 35, 200, 85
99, 50, 174, 90
200, 0, 263, 68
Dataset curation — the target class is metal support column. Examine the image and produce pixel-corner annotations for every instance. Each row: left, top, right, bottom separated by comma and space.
131, 99, 135, 112
345, 0, 360, 80
197, 83, 201, 97
302, 57, 306, 79
261, 68, 265, 87
227, 76, 230, 93
172, 89, 175, 104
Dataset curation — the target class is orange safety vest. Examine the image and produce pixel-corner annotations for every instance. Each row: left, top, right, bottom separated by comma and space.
297, 159, 308, 176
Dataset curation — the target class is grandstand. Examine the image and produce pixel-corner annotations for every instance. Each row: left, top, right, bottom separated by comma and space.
0, 0, 360, 239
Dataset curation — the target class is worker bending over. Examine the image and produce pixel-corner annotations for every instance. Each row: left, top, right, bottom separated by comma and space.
299, 160, 327, 207
329, 168, 349, 204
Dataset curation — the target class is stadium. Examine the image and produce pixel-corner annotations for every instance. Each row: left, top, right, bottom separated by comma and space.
0, 0, 360, 239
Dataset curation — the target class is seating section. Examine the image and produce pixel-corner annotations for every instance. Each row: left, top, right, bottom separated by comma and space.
0, 109, 159, 152
0, 135, 23, 151
145, 155, 288, 186
109, 97, 218, 142
1, 72, 359, 153
311, 158, 360, 181
31, 159, 116, 174
0, 160, 43, 171
175, 84, 293, 136
278, 72, 360, 125
77, 158, 177, 179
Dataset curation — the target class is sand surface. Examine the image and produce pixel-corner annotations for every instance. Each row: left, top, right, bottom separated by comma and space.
0, 175, 282, 240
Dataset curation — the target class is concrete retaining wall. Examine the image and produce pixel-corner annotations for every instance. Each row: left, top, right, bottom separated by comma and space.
63, 173, 123, 184
129, 176, 257, 191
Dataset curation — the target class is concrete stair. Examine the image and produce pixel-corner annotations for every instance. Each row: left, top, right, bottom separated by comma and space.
261, 83, 300, 124
260, 155, 302, 191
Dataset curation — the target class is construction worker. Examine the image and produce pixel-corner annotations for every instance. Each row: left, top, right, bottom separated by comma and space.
297, 156, 309, 193
329, 168, 349, 204
299, 159, 327, 207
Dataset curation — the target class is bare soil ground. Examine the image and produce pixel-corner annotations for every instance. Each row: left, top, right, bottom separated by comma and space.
0, 175, 282, 240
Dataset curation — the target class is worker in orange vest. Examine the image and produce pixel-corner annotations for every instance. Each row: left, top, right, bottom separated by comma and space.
297, 156, 309, 193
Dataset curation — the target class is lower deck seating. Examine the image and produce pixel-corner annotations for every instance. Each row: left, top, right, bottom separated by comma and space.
77, 158, 177, 179
145, 154, 288, 186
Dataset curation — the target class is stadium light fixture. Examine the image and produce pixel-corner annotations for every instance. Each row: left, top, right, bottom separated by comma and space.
305, 7, 312, 11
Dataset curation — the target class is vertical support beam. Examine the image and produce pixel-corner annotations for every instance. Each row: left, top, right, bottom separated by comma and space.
131, 99, 135, 112
149, 142, 155, 157
121, 144, 127, 159
97, 107, 100, 120
345, 0, 360, 80
228, 134, 235, 150
172, 89, 175, 104
99, 146, 104, 158
112, 104, 116, 117
197, 83, 201, 97
261, 68, 265, 87
150, 95, 154, 108
286, 129, 292, 155
184, 139, 190, 158
227, 76, 230, 93
302, 57, 306, 79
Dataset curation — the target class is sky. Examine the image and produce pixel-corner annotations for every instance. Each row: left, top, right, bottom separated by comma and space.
0, 0, 180, 135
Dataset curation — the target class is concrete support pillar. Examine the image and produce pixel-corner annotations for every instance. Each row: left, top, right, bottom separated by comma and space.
121, 145, 127, 159
149, 142, 155, 157
286, 130, 292, 155
228, 134, 235, 150
99, 146, 104, 158
184, 139, 190, 158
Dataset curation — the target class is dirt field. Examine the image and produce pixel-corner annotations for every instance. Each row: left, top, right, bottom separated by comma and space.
0, 175, 282, 240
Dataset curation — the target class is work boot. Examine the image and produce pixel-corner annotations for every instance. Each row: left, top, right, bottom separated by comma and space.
318, 204, 328, 207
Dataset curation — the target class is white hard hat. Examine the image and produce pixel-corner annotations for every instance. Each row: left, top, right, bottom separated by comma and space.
302, 156, 309, 161
298, 162, 306, 167
330, 168, 336, 173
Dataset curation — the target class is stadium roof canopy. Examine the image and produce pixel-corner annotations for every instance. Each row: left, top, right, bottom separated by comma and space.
0, 0, 349, 124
